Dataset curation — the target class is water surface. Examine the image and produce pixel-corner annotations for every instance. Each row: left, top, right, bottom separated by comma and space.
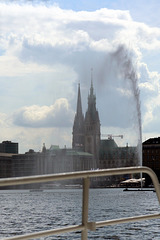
0, 188, 159, 239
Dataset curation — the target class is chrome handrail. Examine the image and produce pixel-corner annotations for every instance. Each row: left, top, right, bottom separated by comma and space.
0, 166, 160, 240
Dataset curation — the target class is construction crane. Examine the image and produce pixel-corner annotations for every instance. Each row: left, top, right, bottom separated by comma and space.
101, 134, 123, 140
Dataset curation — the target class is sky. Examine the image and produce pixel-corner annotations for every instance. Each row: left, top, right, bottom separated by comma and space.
1, 0, 160, 153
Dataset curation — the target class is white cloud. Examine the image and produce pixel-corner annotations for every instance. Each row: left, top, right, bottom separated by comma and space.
12, 98, 74, 128
138, 62, 160, 133
1, 3, 160, 63
0, 55, 53, 77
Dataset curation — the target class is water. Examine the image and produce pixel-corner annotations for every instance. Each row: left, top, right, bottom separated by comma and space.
111, 45, 142, 166
0, 188, 159, 240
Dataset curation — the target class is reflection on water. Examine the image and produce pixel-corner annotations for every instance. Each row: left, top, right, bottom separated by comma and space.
0, 189, 159, 239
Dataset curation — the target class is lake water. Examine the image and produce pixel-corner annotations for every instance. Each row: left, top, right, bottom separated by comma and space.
0, 188, 159, 239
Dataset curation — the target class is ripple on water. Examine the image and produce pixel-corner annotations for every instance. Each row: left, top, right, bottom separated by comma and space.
0, 188, 159, 239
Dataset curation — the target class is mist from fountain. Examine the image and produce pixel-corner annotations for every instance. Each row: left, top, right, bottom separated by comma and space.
111, 45, 142, 167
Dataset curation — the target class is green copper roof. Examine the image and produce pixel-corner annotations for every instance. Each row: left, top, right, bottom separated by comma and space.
66, 150, 93, 156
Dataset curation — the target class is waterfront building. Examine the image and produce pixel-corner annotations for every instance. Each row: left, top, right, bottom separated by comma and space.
0, 153, 13, 178
98, 138, 137, 186
99, 139, 137, 169
0, 141, 18, 154
0, 140, 18, 186
0, 153, 18, 189
0, 144, 94, 188
143, 137, 160, 185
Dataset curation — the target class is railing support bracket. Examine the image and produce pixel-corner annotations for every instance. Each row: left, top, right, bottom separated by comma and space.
87, 222, 96, 231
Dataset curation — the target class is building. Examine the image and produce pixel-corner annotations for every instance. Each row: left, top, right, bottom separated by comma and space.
0, 153, 13, 179
72, 80, 100, 168
0, 143, 94, 188
143, 137, 160, 185
99, 139, 137, 169
98, 138, 138, 186
0, 141, 18, 154
0, 141, 18, 188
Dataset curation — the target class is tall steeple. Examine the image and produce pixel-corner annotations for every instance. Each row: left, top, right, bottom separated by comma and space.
87, 70, 96, 117
76, 83, 83, 116
90, 68, 94, 95
84, 71, 100, 165
72, 84, 85, 150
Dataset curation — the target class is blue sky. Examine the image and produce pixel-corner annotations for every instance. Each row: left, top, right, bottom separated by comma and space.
1, 0, 160, 152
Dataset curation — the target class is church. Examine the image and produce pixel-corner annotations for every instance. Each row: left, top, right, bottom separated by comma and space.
72, 80, 100, 167
72, 78, 138, 175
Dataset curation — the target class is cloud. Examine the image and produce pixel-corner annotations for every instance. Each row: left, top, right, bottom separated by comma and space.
1, 3, 160, 66
0, 55, 53, 77
136, 24, 160, 50
0, 2, 160, 152
12, 98, 74, 128
137, 62, 160, 132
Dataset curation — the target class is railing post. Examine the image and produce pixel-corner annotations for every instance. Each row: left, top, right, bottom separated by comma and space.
81, 177, 90, 240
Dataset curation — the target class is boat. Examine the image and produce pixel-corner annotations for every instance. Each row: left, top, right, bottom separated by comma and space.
120, 178, 145, 188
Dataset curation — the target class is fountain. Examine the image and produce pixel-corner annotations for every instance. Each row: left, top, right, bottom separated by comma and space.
111, 45, 142, 167
110, 45, 143, 189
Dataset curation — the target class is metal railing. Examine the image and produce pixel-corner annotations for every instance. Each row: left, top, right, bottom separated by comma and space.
0, 166, 160, 240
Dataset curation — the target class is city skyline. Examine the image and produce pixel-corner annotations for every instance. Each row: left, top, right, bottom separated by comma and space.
0, 0, 160, 153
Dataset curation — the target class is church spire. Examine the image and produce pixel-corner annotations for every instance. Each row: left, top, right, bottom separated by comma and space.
90, 68, 94, 95
84, 70, 100, 163
77, 83, 83, 116
72, 83, 85, 150
88, 69, 96, 114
